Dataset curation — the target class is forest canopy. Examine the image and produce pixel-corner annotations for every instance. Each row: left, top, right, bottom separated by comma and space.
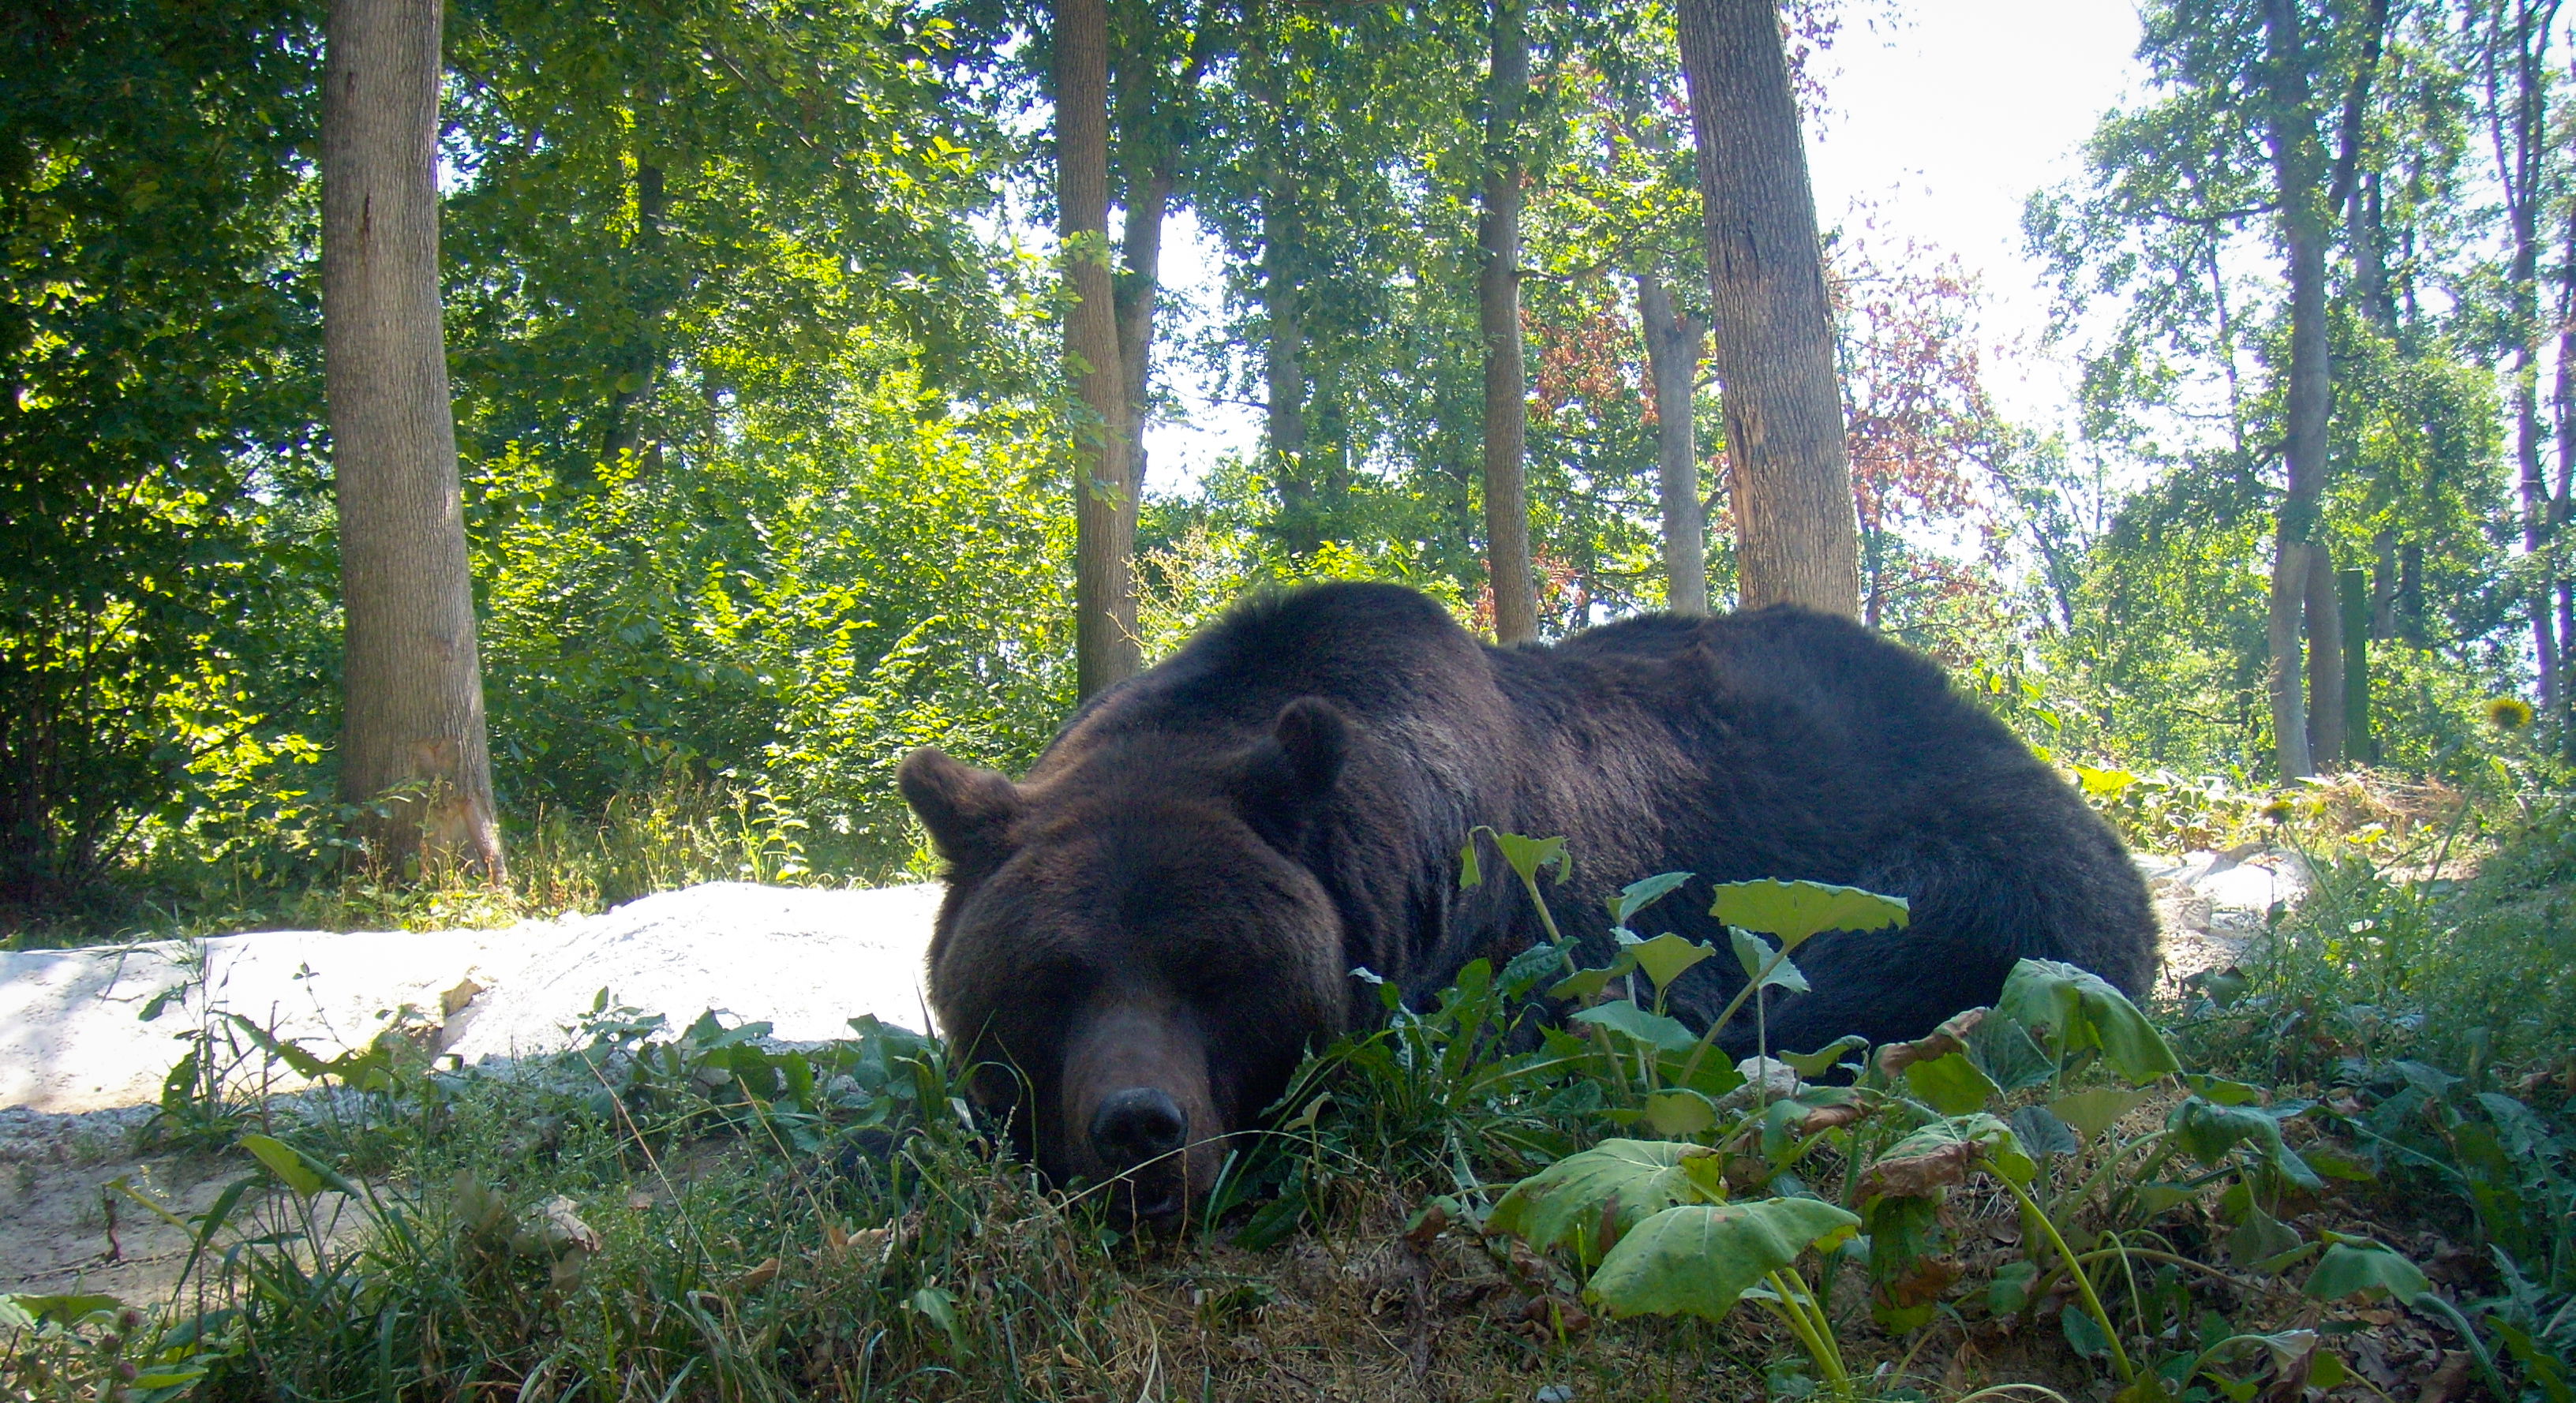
0, 0, 2566, 928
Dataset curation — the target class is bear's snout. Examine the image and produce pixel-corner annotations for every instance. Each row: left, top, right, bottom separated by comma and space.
1090, 1087, 1189, 1169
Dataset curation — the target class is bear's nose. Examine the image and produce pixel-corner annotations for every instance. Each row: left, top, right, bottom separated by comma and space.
1089, 1087, 1189, 1170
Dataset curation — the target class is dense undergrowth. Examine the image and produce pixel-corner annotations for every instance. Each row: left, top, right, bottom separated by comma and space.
7, 782, 2573, 1403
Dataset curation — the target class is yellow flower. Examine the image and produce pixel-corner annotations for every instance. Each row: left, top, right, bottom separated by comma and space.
2484, 697, 2536, 731
2258, 797, 2295, 824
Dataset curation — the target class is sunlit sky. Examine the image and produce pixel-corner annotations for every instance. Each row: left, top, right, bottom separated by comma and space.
1141, 0, 2150, 492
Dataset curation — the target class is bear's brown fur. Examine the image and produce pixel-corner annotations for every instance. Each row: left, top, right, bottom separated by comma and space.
900, 583, 2155, 1222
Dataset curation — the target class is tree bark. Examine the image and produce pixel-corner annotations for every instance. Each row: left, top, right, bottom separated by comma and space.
1113, 162, 1173, 551
1478, 0, 1537, 644
1264, 187, 1316, 553
1675, 0, 1859, 617
1057, 0, 1138, 698
2306, 538, 2346, 767
2259, 0, 2331, 781
323, 0, 503, 877
1636, 271, 1709, 615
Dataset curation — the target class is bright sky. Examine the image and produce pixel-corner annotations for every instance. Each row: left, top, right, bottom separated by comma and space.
1140, 0, 2151, 492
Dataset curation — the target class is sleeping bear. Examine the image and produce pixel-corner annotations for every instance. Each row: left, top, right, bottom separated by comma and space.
899, 583, 2155, 1223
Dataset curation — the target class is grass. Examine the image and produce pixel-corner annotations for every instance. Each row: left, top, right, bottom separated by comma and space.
7, 768, 2573, 1402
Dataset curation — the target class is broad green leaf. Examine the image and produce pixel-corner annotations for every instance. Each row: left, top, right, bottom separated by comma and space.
1627, 932, 1717, 990
239, 1134, 321, 1198
1491, 832, 1571, 887
2182, 1073, 2265, 1106
1490, 1139, 1720, 1266
1864, 1113, 2034, 1196
2304, 1240, 2428, 1303
1608, 871, 1694, 926
1904, 1051, 2001, 1116
1571, 1001, 1699, 1053
2072, 764, 2139, 799
1729, 927, 1810, 993
1548, 957, 1633, 1002
1709, 879, 1910, 947
2051, 1087, 2155, 1138
1586, 1198, 1862, 1322
1992, 958, 2179, 1084
1776, 1035, 1869, 1079
1642, 1088, 1718, 1138
1458, 839, 1482, 889
2169, 1097, 2324, 1191
1500, 940, 1572, 1000
2009, 1104, 2080, 1160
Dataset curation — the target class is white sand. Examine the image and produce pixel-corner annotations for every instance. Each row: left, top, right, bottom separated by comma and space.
0, 883, 943, 1114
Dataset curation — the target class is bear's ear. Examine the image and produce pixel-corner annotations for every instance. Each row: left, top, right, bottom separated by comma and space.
1233, 697, 1349, 850
898, 748, 1024, 870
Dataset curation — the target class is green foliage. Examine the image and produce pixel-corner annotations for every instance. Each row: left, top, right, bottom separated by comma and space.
0, 0, 331, 911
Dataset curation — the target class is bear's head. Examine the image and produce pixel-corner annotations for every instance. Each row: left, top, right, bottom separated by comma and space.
898, 698, 1352, 1225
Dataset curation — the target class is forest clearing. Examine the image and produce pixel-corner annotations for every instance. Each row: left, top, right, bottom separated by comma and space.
5, 0, 2575, 1399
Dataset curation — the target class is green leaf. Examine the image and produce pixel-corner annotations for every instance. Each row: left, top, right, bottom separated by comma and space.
1988, 1259, 2039, 1315
238, 1134, 321, 1198
2169, 1098, 2323, 1191
1863, 1113, 2034, 1197
1586, 1198, 1862, 1322
2050, 1087, 2155, 1139
2071, 763, 2140, 799
1627, 932, 1717, 990
906, 1284, 968, 1356
1458, 838, 1481, 889
1500, 941, 1571, 1000
2062, 1303, 2114, 1359
1775, 1035, 1869, 1079
1490, 1139, 1721, 1266
1491, 832, 1571, 887
1571, 1000, 1700, 1053
1608, 870, 1694, 926
1709, 879, 1910, 947
2304, 1240, 2428, 1304
2181, 1073, 2265, 1106
1642, 1088, 1719, 1138
1992, 959, 2179, 1084
1904, 1052, 2001, 1116
1729, 927, 1810, 993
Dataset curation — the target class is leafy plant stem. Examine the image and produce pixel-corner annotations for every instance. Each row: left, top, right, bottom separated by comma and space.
1998, 1174, 2135, 1382
2405, 1289, 2514, 1403
1675, 943, 1799, 1087
1759, 1268, 1853, 1401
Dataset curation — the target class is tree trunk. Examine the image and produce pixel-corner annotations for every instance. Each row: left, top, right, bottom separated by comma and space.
1264, 187, 1317, 554
1057, 0, 1138, 698
1636, 271, 1709, 615
1675, 0, 1859, 617
2259, 0, 2332, 782
2340, 567, 2373, 765
1113, 162, 1174, 552
2372, 527, 2397, 640
603, 155, 666, 476
1478, 0, 1537, 644
323, 0, 503, 878
2306, 539, 2345, 767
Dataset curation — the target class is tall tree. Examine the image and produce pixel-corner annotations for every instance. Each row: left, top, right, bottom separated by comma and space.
2477, 0, 2566, 712
1479, 0, 1540, 642
1634, 272, 1709, 613
323, 0, 504, 874
1058, 0, 1140, 697
1675, 0, 1859, 617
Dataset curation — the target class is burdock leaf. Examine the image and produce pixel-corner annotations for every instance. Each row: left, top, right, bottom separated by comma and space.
1491, 1139, 1720, 1266
1708, 880, 1910, 948
1586, 1198, 1861, 1322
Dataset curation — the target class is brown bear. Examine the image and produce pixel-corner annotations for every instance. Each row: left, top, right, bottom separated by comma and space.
899, 583, 2155, 1223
